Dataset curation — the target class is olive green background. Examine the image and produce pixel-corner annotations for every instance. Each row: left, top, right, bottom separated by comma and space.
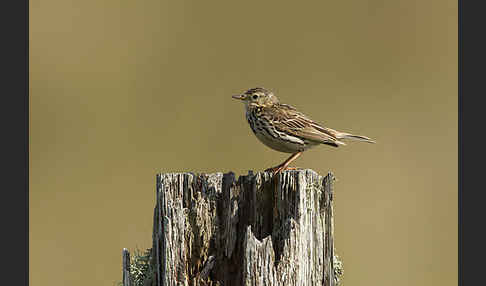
30, 0, 457, 285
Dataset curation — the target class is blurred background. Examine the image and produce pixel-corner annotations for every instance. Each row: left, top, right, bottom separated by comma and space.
30, 0, 457, 285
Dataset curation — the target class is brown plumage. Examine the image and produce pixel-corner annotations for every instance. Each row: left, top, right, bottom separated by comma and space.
232, 87, 375, 173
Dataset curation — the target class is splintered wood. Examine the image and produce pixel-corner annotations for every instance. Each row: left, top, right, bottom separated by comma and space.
147, 169, 341, 286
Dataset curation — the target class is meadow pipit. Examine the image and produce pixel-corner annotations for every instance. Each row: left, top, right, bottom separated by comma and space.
232, 87, 375, 174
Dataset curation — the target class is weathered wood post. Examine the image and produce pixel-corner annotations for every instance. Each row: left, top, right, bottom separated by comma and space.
122, 248, 132, 286
122, 169, 343, 286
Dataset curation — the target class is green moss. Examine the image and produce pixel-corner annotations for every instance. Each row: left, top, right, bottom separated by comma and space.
117, 247, 155, 286
334, 253, 344, 285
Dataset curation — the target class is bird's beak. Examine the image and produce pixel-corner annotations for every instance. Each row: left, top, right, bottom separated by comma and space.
232, 94, 245, 100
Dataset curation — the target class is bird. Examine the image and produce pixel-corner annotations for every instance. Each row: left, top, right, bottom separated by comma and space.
232, 87, 375, 174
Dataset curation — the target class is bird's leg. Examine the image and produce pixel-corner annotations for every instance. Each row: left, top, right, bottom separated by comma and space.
265, 151, 303, 174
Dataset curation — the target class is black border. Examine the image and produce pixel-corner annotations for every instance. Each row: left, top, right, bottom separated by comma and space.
2, 0, 28, 285
459, 0, 485, 285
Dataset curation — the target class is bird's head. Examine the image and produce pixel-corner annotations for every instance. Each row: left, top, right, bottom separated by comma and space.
232, 87, 279, 108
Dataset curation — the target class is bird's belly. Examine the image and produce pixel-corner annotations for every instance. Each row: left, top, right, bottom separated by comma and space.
253, 129, 315, 153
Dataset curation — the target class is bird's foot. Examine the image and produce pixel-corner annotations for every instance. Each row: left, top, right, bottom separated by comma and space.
264, 166, 282, 175
264, 166, 302, 175
264, 152, 304, 176
283, 167, 302, 171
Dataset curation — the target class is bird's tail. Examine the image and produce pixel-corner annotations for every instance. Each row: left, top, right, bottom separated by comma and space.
336, 132, 376, 144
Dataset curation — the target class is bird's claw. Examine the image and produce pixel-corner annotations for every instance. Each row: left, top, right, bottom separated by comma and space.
264, 166, 302, 175
283, 167, 302, 171
264, 166, 282, 175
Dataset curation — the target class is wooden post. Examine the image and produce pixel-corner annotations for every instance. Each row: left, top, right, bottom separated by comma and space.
122, 248, 132, 286
124, 169, 343, 286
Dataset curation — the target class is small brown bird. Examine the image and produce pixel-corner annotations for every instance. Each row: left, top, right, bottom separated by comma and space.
232, 87, 375, 173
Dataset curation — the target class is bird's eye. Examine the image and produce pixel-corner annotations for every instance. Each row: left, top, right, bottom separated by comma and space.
252, 95, 258, 99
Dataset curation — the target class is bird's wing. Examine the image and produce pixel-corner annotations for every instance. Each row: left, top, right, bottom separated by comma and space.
265, 104, 345, 146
